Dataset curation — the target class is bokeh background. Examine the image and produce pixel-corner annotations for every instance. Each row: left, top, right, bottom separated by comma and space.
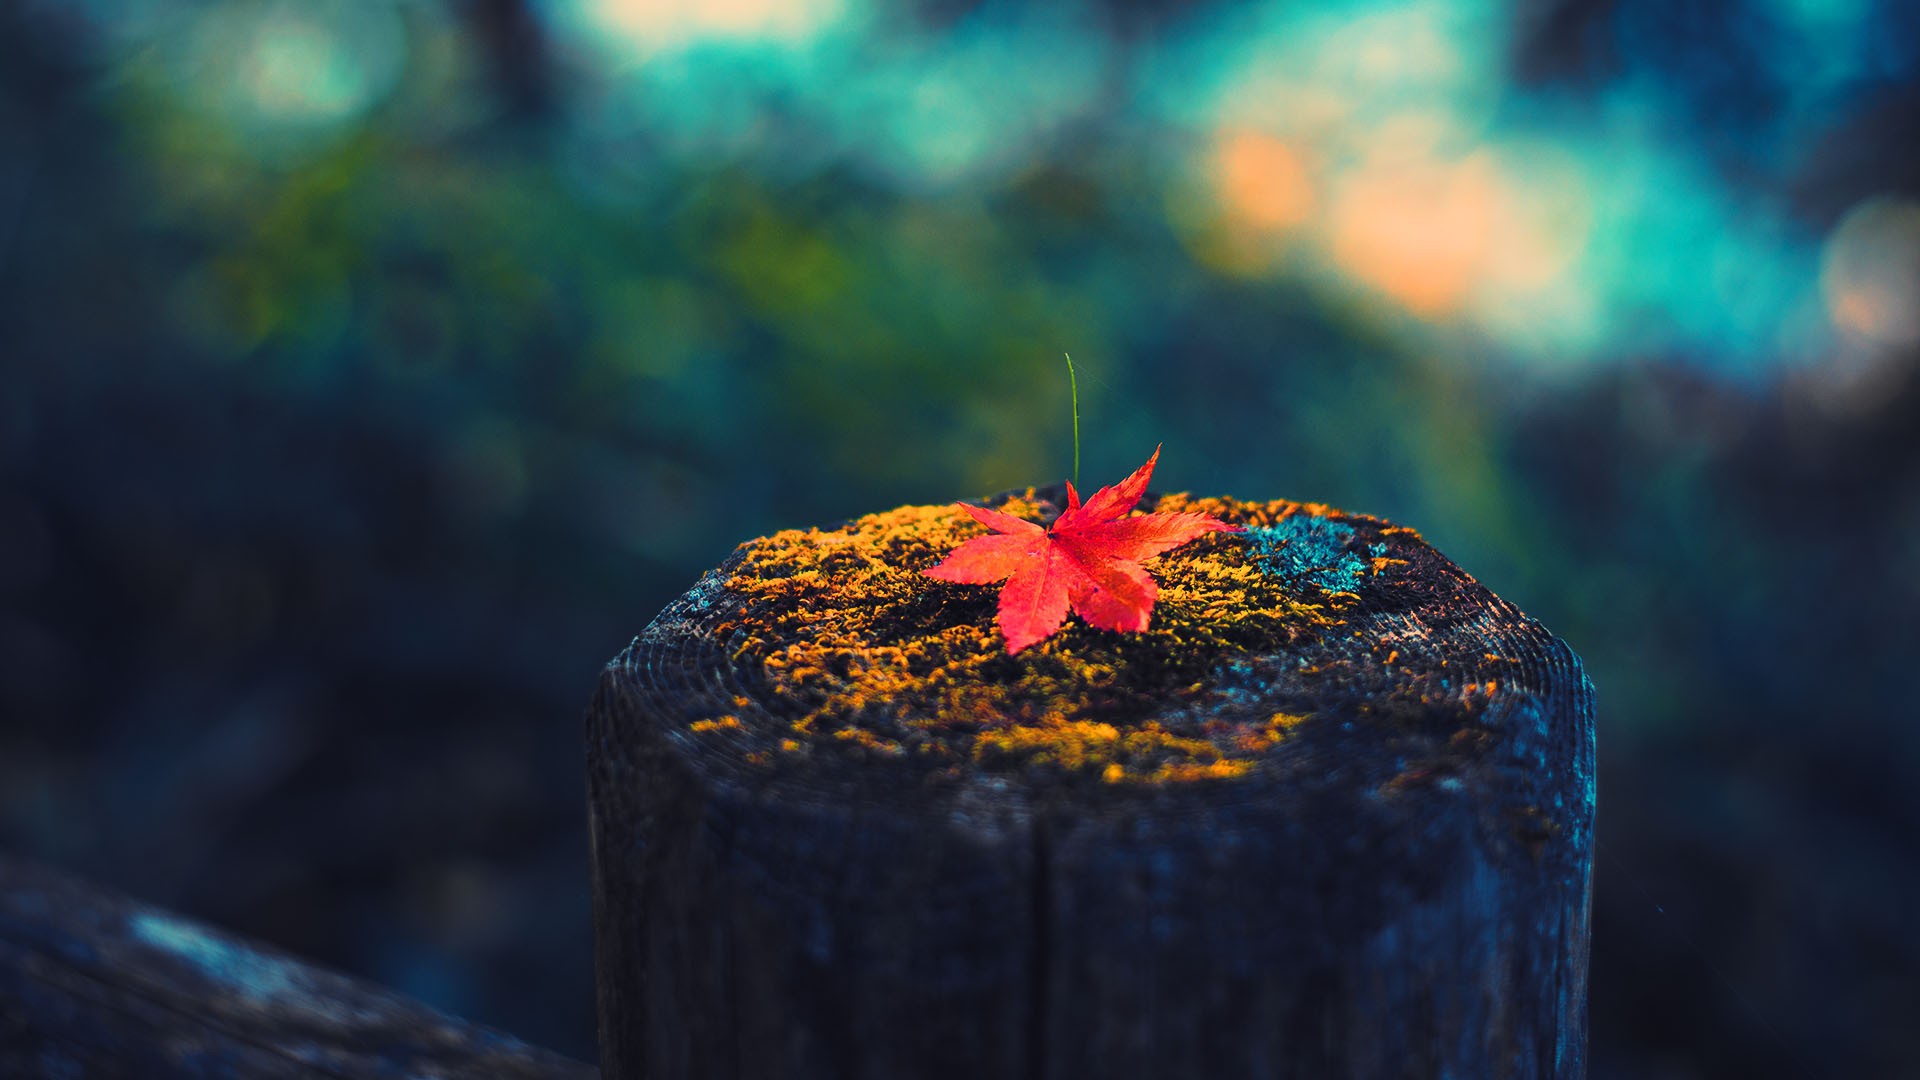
3, 0, 1918, 1074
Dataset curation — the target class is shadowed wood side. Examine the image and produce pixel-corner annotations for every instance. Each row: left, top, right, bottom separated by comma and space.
0, 855, 596, 1079
587, 486, 1595, 1080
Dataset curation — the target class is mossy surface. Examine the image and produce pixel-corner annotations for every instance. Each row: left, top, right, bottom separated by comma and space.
690, 487, 1433, 786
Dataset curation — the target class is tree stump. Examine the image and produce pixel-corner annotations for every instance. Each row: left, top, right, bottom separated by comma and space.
586, 484, 1594, 1080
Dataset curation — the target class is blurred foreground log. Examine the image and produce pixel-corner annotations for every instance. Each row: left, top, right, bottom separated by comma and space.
0, 854, 595, 1079
587, 485, 1595, 1079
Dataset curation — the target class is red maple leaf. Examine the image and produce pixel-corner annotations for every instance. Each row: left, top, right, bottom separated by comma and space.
924, 446, 1243, 653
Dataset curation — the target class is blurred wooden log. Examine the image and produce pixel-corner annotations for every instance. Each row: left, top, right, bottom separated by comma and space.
587, 484, 1595, 1080
0, 854, 596, 1079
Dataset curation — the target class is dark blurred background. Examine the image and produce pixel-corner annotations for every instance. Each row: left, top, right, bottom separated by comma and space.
3, 0, 1917, 1074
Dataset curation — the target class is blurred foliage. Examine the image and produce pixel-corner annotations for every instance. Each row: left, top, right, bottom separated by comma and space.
2, 0, 1918, 1074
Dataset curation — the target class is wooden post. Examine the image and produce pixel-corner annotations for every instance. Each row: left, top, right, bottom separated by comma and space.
0, 855, 595, 1079
586, 485, 1594, 1080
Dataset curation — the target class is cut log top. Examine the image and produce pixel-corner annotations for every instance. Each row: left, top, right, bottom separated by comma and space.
609, 484, 1590, 838
588, 485, 1596, 1080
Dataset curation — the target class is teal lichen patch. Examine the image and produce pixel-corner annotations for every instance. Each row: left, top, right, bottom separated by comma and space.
132, 912, 298, 1004
1246, 515, 1371, 593
703, 492, 1387, 785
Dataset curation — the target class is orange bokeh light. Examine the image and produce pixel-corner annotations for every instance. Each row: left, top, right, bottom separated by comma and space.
1213, 131, 1315, 233
1821, 197, 1920, 347
593, 0, 843, 46
1329, 155, 1498, 317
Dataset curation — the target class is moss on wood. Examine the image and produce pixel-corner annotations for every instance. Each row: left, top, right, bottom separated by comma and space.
692, 487, 1432, 785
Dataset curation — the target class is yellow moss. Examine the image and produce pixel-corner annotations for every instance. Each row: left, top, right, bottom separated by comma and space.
967, 714, 1274, 783
833, 726, 904, 754
1235, 711, 1309, 752
1151, 759, 1257, 783
975, 718, 1123, 770
709, 492, 1367, 784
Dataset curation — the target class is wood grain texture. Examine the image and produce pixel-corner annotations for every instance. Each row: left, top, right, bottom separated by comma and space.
0, 854, 596, 1079
587, 486, 1595, 1080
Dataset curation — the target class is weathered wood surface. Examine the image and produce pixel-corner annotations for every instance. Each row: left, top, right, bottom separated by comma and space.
0, 854, 596, 1079
587, 485, 1595, 1080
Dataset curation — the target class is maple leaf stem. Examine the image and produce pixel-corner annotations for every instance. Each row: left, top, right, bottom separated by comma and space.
1064, 352, 1081, 491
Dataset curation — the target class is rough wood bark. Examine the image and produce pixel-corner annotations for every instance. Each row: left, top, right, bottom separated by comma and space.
0, 854, 596, 1079
587, 486, 1594, 1080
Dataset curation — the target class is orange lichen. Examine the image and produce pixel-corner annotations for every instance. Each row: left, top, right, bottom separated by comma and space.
689, 716, 742, 734
697, 492, 1372, 784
